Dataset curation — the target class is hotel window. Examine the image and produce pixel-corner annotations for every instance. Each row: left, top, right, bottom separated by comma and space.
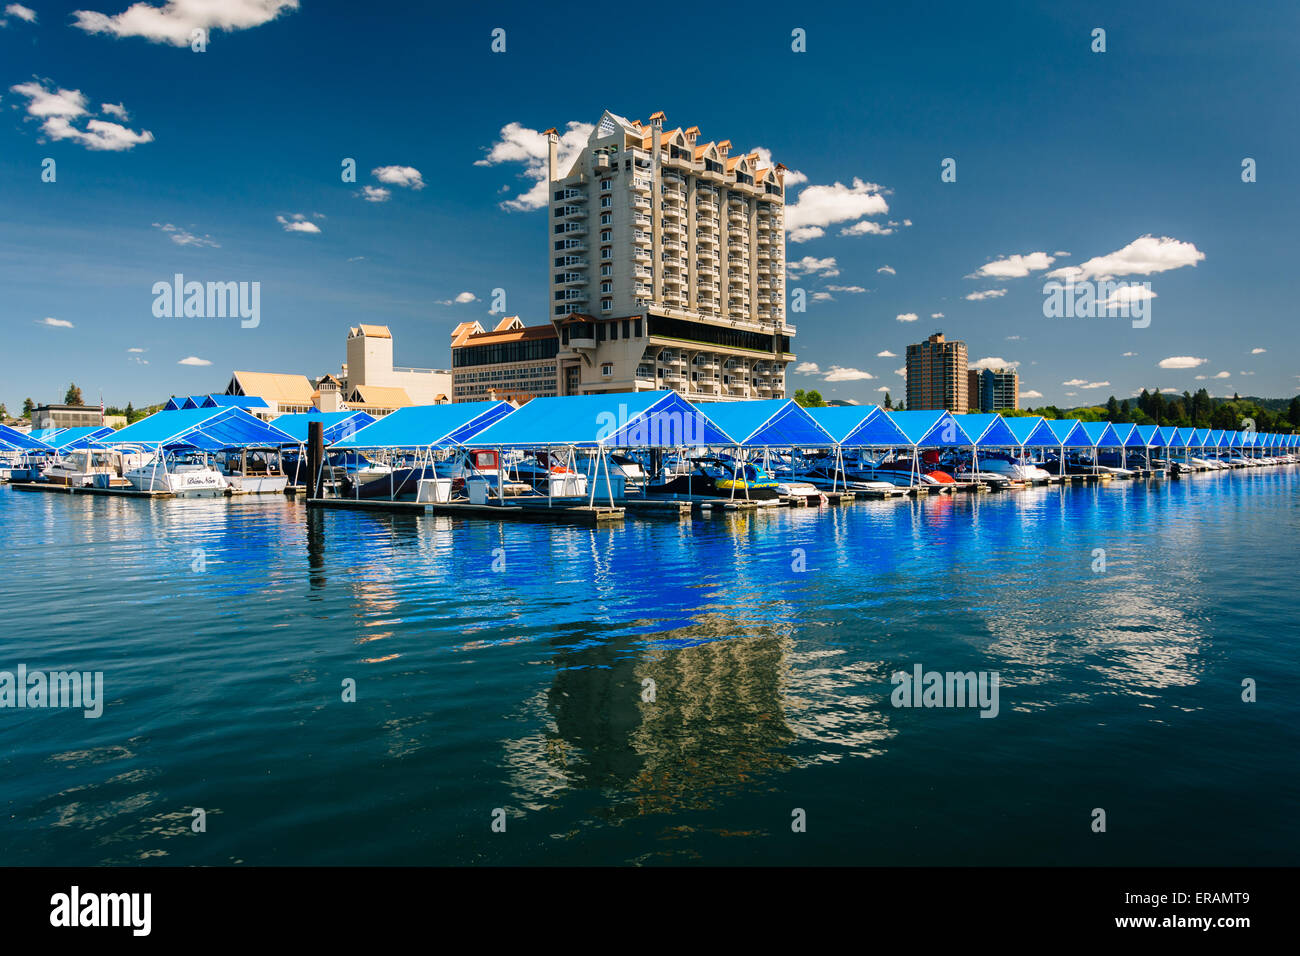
601, 363, 613, 377
622, 319, 630, 338
601, 179, 612, 191
601, 196, 612, 208
601, 281, 612, 293
634, 319, 642, 337
600, 229, 612, 242
601, 299, 613, 312
601, 247, 612, 260
609, 321, 618, 339
601, 264, 612, 276
601, 213, 612, 225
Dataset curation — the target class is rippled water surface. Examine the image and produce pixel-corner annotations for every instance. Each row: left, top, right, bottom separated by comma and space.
1, 470, 1297, 865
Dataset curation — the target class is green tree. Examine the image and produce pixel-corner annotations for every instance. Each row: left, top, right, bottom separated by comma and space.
125, 402, 135, 424
883, 391, 893, 409
1119, 398, 1131, 421
1288, 396, 1300, 429
22, 397, 34, 419
1105, 396, 1120, 421
64, 383, 84, 405
793, 388, 826, 408
0, 403, 7, 419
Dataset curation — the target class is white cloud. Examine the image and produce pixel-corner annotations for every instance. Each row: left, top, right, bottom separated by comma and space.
895, 312, 918, 323
965, 289, 1007, 301
100, 102, 129, 119
4, 3, 36, 22
894, 367, 907, 377
360, 185, 390, 203
811, 292, 833, 302
178, 356, 212, 366
437, 291, 478, 305
825, 284, 866, 293
1213, 371, 1230, 379
1239, 370, 1255, 376
876, 386, 891, 393
970, 251, 1055, 279
1061, 378, 1110, 388
1122, 351, 1136, 357
823, 366, 873, 382
971, 357, 1020, 371
152, 222, 219, 248
1021, 390, 1043, 399
72, 0, 299, 46
784, 178, 890, 243
786, 256, 839, 278
1006, 335, 1021, 341
39, 317, 74, 328
475, 120, 594, 211
794, 362, 821, 374
1100, 284, 1157, 309
876, 350, 896, 358
9, 80, 154, 151
1157, 356, 1206, 369
1250, 347, 1266, 354
1048, 235, 1205, 282
839, 220, 895, 237
1160, 388, 1179, 394
1053, 251, 1070, 257
127, 347, 145, 353
932, 313, 944, 319
876, 265, 896, 275
277, 213, 320, 234
372, 165, 424, 190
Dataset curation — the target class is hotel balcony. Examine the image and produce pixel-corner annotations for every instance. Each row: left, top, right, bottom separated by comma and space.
696, 201, 719, 215
559, 223, 587, 236
662, 221, 683, 236
556, 205, 587, 219
633, 212, 651, 226
728, 210, 746, 225
631, 195, 651, 210
633, 248, 651, 262
727, 242, 746, 255
661, 204, 683, 220
662, 169, 684, 183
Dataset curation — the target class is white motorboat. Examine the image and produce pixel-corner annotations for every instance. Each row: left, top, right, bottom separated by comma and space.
41, 449, 141, 488
218, 449, 289, 494
125, 457, 229, 496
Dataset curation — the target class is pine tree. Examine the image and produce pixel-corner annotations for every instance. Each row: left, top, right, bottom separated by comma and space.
22, 397, 34, 419
883, 392, 893, 409
64, 383, 84, 405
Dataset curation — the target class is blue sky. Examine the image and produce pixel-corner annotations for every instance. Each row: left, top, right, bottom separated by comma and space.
1, 0, 1296, 411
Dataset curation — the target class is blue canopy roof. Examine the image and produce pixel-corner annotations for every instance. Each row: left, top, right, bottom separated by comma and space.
273, 411, 377, 444
1080, 421, 1123, 448
332, 401, 514, 450
695, 399, 834, 447
102, 406, 295, 450
1208, 429, 1226, 447
880, 410, 973, 446
1191, 428, 1211, 447
202, 394, 270, 409
806, 405, 880, 444
1003, 416, 1057, 447
0, 423, 54, 451
49, 426, 116, 450
28, 428, 64, 442
1042, 419, 1090, 447
1154, 426, 1179, 446
952, 414, 1020, 447
1110, 423, 1140, 447
470, 391, 730, 448
1134, 425, 1163, 448
1171, 427, 1196, 447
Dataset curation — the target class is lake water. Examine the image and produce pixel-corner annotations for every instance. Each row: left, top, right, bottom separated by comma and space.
1, 469, 1296, 866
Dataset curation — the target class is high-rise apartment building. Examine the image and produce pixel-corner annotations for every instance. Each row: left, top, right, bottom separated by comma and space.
967, 367, 1020, 412
905, 332, 969, 412
544, 109, 795, 400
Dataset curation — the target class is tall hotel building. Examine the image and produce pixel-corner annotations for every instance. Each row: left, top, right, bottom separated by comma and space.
544, 109, 795, 400
905, 332, 969, 413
